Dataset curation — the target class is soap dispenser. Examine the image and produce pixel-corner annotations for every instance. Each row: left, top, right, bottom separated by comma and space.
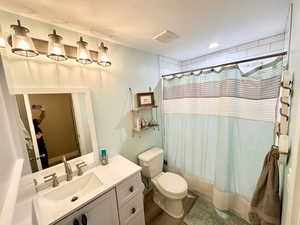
99, 149, 108, 165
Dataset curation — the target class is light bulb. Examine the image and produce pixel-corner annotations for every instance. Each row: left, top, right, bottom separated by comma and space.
51, 46, 62, 55
0, 37, 5, 48
100, 55, 109, 62
0, 25, 5, 48
17, 39, 29, 50
79, 51, 88, 59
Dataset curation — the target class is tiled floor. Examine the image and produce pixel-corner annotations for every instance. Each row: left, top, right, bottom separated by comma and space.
144, 191, 249, 225
144, 190, 197, 225
183, 197, 250, 225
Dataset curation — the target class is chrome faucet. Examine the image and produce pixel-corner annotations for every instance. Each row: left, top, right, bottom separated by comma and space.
62, 156, 73, 181
76, 161, 87, 176
44, 173, 59, 187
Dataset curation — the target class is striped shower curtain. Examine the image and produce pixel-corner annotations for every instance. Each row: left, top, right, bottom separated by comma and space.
163, 58, 283, 215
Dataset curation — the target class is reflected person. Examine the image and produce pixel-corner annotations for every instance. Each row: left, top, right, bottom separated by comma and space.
32, 105, 49, 169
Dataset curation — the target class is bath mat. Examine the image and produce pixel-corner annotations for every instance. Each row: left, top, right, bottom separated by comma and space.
183, 198, 250, 225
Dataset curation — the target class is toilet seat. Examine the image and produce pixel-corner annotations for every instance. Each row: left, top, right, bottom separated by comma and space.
152, 172, 188, 199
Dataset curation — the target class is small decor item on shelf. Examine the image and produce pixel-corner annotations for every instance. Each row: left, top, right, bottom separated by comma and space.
150, 119, 158, 126
136, 117, 142, 131
141, 119, 147, 128
136, 92, 155, 107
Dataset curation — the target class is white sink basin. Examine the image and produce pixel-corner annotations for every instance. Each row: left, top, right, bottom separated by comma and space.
33, 172, 103, 224
42, 172, 102, 202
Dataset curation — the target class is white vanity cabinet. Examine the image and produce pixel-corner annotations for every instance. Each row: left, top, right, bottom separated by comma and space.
53, 172, 145, 225
54, 189, 119, 225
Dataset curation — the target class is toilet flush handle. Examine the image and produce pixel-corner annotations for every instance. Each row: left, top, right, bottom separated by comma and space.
142, 162, 149, 167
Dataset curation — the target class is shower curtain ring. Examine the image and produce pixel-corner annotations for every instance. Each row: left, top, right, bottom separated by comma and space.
280, 97, 290, 107
281, 80, 292, 88
280, 108, 289, 120
275, 123, 281, 136
280, 81, 293, 95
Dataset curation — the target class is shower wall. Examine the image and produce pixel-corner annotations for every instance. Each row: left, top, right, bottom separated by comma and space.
181, 33, 287, 71
159, 33, 287, 76
159, 56, 181, 75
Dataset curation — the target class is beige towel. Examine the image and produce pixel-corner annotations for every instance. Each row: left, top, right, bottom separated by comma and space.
249, 147, 281, 225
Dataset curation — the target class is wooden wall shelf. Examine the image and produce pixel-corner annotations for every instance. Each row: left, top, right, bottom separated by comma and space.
131, 105, 158, 112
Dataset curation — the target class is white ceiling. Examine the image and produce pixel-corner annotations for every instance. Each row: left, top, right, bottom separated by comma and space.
0, 0, 290, 60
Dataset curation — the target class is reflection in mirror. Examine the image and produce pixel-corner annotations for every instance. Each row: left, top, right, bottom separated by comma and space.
16, 93, 93, 173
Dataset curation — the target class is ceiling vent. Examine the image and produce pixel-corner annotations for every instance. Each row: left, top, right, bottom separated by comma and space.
153, 30, 178, 43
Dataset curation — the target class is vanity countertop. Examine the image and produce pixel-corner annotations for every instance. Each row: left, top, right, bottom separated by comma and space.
13, 155, 142, 225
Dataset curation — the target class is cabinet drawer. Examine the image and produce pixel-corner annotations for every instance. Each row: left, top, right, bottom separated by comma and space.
119, 192, 144, 225
126, 211, 145, 225
116, 172, 143, 207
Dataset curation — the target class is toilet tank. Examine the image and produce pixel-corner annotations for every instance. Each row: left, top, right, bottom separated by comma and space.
138, 148, 164, 178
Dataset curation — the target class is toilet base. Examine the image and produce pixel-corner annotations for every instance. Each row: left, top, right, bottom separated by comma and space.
153, 188, 184, 219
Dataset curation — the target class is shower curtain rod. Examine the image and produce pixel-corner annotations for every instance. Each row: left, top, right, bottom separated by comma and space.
161, 51, 287, 77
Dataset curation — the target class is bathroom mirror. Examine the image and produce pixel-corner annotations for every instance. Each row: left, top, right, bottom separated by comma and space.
15, 89, 97, 174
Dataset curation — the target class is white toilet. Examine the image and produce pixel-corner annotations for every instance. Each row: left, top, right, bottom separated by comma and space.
138, 148, 188, 218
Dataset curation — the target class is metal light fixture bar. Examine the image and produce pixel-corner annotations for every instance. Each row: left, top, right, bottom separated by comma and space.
7, 36, 102, 63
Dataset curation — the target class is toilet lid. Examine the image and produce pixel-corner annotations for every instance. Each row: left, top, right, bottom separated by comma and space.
155, 172, 187, 198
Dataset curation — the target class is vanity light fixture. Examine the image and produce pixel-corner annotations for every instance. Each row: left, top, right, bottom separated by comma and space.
10, 20, 39, 57
0, 26, 5, 48
47, 29, 67, 61
76, 36, 92, 65
97, 42, 111, 67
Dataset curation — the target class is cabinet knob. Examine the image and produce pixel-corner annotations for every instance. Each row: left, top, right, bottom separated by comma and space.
131, 207, 136, 214
73, 219, 79, 225
129, 186, 134, 192
81, 214, 87, 225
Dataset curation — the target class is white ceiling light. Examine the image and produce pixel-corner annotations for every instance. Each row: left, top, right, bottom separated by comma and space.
209, 42, 219, 49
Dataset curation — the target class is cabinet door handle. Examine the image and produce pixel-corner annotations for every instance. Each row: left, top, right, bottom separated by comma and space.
73, 219, 80, 225
81, 214, 87, 225
131, 207, 136, 214
129, 186, 134, 192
